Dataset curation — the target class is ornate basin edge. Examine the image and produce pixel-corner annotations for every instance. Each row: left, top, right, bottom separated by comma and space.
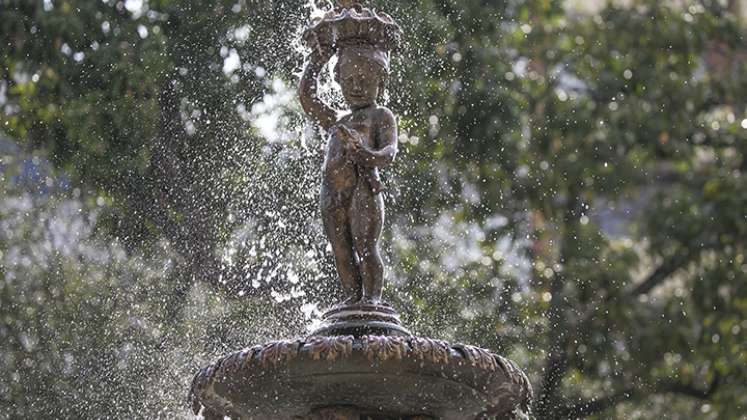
189, 335, 533, 419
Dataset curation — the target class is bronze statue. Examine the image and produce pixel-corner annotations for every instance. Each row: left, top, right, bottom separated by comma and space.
299, 2, 402, 305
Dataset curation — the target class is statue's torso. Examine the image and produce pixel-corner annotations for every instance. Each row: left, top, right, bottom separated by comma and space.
321, 109, 377, 205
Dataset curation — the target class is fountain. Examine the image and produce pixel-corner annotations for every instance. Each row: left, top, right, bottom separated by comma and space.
188, 2, 532, 419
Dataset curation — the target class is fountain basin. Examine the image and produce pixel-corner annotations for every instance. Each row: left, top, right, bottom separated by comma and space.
189, 335, 532, 419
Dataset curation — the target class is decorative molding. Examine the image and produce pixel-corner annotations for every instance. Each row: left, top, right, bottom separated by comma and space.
307, 335, 355, 361
189, 335, 533, 419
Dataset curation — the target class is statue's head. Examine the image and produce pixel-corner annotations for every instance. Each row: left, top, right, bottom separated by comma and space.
335, 45, 389, 109
303, 3, 402, 108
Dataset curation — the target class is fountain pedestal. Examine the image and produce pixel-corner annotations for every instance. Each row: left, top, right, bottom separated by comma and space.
312, 302, 411, 337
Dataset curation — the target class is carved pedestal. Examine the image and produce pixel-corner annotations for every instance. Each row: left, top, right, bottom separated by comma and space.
312, 302, 411, 337
189, 334, 532, 419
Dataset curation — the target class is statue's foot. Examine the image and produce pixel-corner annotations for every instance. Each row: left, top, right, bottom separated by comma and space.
341, 294, 361, 305
358, 296, 381, 305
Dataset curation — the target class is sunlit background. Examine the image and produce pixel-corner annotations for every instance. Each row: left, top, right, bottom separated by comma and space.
1, 0, 745, 418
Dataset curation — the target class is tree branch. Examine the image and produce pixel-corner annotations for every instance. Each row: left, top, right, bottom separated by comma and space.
558, 375, 719, 418
629, 251, 693, 296
578, 239, 720, 328
557, 388, 636, 418
658, 373, 720, 399
535, 189, 581, 417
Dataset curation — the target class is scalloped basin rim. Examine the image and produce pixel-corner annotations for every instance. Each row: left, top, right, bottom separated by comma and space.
190, 335, 532, 420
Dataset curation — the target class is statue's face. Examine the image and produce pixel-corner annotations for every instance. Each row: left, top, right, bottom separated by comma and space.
337, 51, 382, 109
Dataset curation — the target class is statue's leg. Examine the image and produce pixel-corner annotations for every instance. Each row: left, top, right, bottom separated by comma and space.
322, 198, 362, 301
351, 183, 384, 302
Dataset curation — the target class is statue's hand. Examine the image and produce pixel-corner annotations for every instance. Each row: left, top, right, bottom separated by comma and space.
335, 124, 363, 150
351, 146, 377, 166
310, 44, 334, 65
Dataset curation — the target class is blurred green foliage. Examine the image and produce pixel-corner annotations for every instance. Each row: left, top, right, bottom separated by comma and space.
0, 0, 745, 418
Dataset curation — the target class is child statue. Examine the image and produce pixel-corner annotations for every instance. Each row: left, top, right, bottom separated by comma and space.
299, 3, 402, 305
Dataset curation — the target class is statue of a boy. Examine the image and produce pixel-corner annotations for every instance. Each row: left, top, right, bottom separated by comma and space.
299, 4, 402, 305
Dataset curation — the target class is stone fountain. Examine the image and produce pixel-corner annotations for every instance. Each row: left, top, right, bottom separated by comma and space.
189, 2, 532, 419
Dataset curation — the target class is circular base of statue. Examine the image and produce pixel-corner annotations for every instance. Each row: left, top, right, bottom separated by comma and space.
310, 302, 412, 337
189, 335, 532, 420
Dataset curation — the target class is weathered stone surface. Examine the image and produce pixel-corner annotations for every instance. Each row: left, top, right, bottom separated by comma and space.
189, 335, 532, 420
302, 2, 403, 53
311, 302, 412, 337
298, 406, 435, 420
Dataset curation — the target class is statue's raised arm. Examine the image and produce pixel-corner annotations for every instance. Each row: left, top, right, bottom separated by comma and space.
299, 47, 336, 131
